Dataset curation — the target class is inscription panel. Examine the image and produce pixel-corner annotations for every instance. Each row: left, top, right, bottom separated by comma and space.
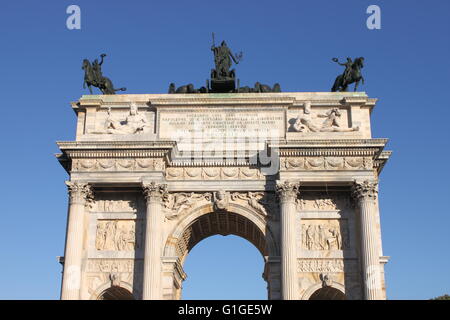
158, 108, 285, 139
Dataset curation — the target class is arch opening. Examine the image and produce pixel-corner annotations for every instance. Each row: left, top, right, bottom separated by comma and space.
97, 286, 134, 300
182, 234, 267, 299
176, 211, 268, 264
309, 287, 346, 300
166, 208, 275, 299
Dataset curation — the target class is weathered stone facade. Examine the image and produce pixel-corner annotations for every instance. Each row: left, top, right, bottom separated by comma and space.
57, 92, 390, 300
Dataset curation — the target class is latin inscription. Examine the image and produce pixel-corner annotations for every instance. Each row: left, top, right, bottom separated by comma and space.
159, 109, 285, 139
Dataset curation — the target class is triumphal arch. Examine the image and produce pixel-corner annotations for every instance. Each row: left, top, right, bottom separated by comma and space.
57, 91, 390, 300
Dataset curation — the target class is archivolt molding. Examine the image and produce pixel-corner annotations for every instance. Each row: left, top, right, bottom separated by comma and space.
163, 201, 279, 261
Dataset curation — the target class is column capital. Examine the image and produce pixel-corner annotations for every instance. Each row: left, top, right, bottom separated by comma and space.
65, 181, 93, 205
142, 182, 168, 203
276, 180, 300, 203
351, 180, 378, 201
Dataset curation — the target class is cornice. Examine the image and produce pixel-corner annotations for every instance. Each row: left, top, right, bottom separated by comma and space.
374, 150, 392, 174
269, 138, 388, 149
73, 92, 374, 110
57, 141, 176, 150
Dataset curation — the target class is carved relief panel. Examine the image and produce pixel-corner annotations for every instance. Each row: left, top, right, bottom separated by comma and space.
95, 220, 139, 251
297, 192, 352, 212
301, 219, 349, 251
88, 192, 145, 259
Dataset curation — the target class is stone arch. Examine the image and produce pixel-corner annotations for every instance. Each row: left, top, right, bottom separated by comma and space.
301, 282, 347, 300
163, 202, 279, 263
90, 281, 135, 300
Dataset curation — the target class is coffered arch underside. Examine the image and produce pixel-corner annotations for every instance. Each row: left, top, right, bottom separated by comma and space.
163, 203, 280, 264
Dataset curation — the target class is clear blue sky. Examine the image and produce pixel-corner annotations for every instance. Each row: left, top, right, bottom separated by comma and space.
0, 0, 449, 300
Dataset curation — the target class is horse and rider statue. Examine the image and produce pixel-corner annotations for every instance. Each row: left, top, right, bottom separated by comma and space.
82, 54, 126, 95
331, 57, 365, 92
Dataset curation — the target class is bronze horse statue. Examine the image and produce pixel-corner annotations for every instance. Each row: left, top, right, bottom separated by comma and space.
331, 57, 365, 92
82, 54, 126, 95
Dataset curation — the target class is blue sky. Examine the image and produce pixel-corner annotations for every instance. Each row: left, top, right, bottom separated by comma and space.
0, 0, 449, 299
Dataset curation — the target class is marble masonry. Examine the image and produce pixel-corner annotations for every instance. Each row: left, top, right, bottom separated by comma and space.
56, 92, 391, 300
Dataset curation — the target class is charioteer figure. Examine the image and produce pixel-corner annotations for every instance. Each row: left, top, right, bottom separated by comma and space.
208, 33, 243, 93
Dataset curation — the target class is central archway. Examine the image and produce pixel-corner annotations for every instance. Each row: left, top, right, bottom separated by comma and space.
162, 203, 280, 299
182, 234, 267, 299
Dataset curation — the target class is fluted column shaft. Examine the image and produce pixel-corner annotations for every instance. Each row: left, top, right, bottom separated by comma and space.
61, 182, 92, 300
352, 180, 382, 300
276, 181, 300, 300
142, 182, 167, 300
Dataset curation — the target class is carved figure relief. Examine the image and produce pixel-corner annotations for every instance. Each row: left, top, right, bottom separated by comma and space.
88, 103, 151, 135
163, 192, 212, 219
296, 193, 352, 211
298, 259, 345, 273
230, 192, 277, 218
301, 220, 349, 251
92, 199, 137, 212
95, 220, 138, 251
231, 192, 267, 215
87, 259, 135, 273
214, 190, 230, 210
291, 108, 359, 133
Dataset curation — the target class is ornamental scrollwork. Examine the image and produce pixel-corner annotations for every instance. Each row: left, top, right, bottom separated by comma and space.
276, 181, 300, 202
351, 180, 378, 201
142, 182, 168, 202
66, 181, 94, 206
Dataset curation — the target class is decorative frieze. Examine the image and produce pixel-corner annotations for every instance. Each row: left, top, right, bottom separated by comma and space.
281, 156, 373, 171
166, 166, 264, 180
298, 259, 345, 273
72, 158, 165, 172
91, 199, 137, 213
296, 192, 352, 211
86, 259, 136, 273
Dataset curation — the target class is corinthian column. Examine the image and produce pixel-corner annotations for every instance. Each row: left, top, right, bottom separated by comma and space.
142, 182, 167, 300
276, 181, 300, 300
352, 180, 382, 300
61, 181, 93, 300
